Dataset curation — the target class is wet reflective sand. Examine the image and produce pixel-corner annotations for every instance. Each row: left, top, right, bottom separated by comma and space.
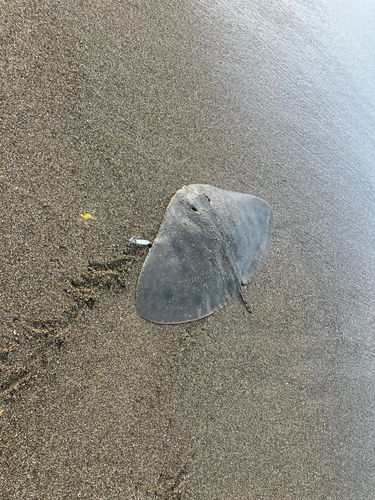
1, 1, 374, 498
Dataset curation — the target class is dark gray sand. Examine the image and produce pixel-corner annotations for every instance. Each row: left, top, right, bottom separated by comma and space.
1, 0, 375, 498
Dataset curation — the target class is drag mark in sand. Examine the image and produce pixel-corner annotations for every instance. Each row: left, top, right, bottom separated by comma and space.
154, 463, 189, 499
0, 248, 146, 401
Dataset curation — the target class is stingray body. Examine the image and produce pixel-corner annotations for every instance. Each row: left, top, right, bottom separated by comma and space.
137, 184, 274, 324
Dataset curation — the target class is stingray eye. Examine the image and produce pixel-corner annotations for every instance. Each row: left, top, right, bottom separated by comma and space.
190, 206, 198, 212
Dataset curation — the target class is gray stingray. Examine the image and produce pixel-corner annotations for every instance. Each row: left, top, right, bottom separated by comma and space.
137, 184, 274, 324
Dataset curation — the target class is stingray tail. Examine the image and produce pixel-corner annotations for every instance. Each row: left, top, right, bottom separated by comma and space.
239, 287, 252, 314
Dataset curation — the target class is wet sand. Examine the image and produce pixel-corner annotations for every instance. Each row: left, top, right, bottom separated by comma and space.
1, 0, 375, 498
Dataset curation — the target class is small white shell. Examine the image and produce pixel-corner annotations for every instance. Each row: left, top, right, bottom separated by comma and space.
129, 236, 152, 246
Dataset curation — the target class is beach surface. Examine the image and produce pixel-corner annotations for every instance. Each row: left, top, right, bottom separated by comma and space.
1, 1, 375, 498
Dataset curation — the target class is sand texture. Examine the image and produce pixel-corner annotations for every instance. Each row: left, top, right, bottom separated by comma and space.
1, 1, 375, 498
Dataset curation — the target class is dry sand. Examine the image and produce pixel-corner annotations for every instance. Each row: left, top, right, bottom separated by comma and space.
1, 0, 375, 498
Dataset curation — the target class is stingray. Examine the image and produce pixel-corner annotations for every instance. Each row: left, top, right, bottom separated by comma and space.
136, 184, 274, 324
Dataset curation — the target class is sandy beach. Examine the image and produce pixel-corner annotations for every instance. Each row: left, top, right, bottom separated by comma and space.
1, 0, 375, 498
